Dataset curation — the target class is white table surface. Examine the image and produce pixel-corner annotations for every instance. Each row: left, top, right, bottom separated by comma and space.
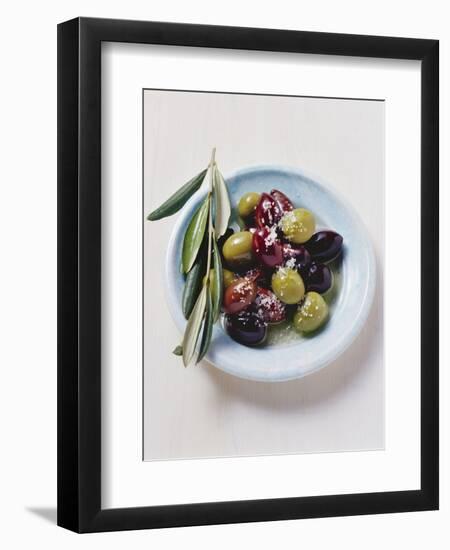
143, 90, 384, 460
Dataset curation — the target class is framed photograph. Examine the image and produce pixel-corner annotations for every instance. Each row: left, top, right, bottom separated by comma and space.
57, 17, 439, 532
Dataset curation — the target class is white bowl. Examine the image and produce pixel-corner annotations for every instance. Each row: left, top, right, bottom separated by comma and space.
165, 166, 376, 382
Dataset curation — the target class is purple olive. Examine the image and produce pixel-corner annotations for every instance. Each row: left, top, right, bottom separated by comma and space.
242, 268, 263, 283
303, 262, 332, 294
270, 189, 294, 213
282, 243, 311, 271
253, 227, 284, 269
255, 193, 282, 229
304, 230, 343, 263
225, 310, 267, 346
244, 268, 271, 289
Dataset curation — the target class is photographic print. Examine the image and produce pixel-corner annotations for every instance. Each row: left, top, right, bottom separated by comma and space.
143, 89, 384, 461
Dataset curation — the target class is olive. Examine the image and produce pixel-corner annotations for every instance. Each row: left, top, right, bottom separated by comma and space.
243, 268, 263, 283
280, 208, 316, 244
293, 291, 329, 333
244, 268, 270, 289
222, 231, 254, 268
303, 262, 332, 294
204, 268, 237, 291
217, 227, 234, 256
223, 277, 257, 314
238, 192, 261, 219
255, 193, 282, 229
253, 287, 286, 324
305, 230, 343, 263
271, 267, 305, 304
282, 243, 311, 271
245, 226, 258, 234
270, 189, 294, 213
223, 268, 236, 288
252, 227, 284, 269
225, 310, 267, 346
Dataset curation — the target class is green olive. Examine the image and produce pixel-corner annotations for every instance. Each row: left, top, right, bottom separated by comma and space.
223, 268, 236, 287
280, 208, 316, 244
271, 267, 305, 304
222, 231, 254, 267
238, 192, 261, 219
293, 291, 329, 333
203, 268, 236, 293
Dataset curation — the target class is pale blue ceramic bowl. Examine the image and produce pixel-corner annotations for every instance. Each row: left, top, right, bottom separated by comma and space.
165, 166, 376, 382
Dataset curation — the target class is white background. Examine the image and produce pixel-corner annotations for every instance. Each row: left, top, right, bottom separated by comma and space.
0, 1, 448, 549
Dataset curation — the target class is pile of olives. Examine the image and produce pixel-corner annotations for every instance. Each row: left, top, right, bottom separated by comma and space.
219, 189, 343, 346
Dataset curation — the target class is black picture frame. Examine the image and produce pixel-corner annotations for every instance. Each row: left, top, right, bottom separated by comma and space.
57, 17, 439, 533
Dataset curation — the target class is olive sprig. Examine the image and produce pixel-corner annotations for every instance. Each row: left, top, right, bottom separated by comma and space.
146, 148, 231, 366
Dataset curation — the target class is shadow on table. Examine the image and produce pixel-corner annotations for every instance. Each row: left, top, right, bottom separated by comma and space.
26, 507, 57, 525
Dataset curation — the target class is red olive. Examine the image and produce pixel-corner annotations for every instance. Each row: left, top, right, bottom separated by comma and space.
270, 189, 294, 213
252, 227, 284, 269
253, 287, 286, 324
304, 231, 343, 263
223, 277, 257, 314
255, 192, 282, 229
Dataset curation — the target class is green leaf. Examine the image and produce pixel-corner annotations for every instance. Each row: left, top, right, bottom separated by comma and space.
147, 168, 207, 221
182, 254, 205, 319
182, 285, 207, 367
213, 165, 231, 238
197, 287, 213, 363
211, 239, 223, 323
172, 345, 183, 356
182, 197, 210, 273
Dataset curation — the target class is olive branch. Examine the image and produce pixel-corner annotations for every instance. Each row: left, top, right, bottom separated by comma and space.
147, 148, 231, 366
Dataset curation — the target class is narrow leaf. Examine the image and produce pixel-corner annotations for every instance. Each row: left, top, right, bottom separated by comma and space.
182, 285, 207, 367
211, 239, 223, 322
147, 168, 207, 221
182, 254, 205, 319
182, 197, 210, 273
172, 345, 183, 356
213, 165, 231, 238
197, 287, 213, 363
